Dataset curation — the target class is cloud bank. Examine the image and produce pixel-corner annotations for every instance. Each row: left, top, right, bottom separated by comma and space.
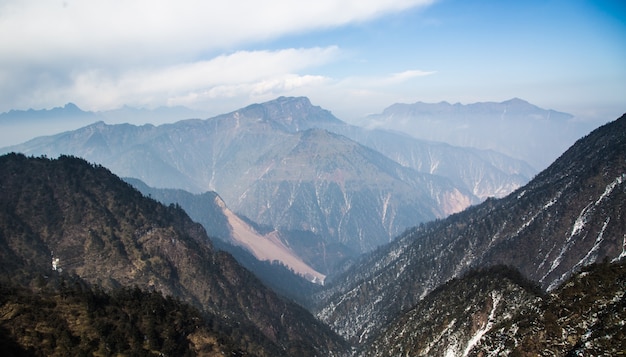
0, 0, 434, 112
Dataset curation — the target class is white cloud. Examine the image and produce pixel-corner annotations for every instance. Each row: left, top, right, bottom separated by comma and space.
52, 47, 338, 110
0, 0, 434, 65
387, 69, 436, 83
0, 0, 435, 112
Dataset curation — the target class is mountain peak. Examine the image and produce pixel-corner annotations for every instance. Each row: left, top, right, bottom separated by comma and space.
236, 96, 343, 132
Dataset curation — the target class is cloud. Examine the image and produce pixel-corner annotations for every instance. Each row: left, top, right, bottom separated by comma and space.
387, 69, 437, 83
0, 0, 434, 65
51, 47, 338, 110
0, 0, 435, 112
334, 69, 436, 89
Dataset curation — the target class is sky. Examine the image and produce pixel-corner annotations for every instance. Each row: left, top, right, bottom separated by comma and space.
0, 0, 625, 124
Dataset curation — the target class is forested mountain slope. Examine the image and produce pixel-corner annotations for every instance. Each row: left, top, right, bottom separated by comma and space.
0, 153, 347, 356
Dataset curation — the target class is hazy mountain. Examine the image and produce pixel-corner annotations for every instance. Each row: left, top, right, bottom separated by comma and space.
246, 97, 536, 200
0, 153, 348, 356
358, 98, 598, 170
1, 97, 479, 257
365, 262, 626, 356
0, 103, 102, 147
315, 113, 626, 343
312, 123, 536, 200
0, 103, 209, 147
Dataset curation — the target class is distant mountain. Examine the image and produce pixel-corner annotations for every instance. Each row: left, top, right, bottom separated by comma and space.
0, 103, 209, 147
1, 97, 536, 259
0, 103, 102, 147
99, 105, 209, 124
0, 102, 97, 123
0, 153, 348, 356
237, 97, 536, 200
365, 262, 626, 356
315, 113, 626, 343
1, 98, 481, 257
358, 98, 598, 170
312, 123, 535, 200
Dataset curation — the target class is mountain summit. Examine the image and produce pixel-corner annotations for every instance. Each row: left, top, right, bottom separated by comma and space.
233, 96, 343, 132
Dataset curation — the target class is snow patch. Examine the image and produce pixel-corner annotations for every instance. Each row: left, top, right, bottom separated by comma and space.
462, 291, 502, 356
612, 234, 626, 263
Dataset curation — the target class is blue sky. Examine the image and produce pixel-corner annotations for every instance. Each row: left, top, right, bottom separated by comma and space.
0, 0, 624, 123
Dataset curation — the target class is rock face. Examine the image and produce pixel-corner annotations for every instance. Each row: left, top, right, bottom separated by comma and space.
315, 113, 626, 344
359, 97, 595, 170
3, 97, 512, 258
0, 153, 348, 356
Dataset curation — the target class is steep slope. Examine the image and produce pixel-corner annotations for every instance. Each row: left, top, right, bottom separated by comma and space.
0, 153, 348, 356
318, 124, 535, 200
1, 98, 477, 256
364, 266, 543, 357
359, 98, 595, 170
125, 178, 327, 284
365, 262, 626, 356
315, 113, 626, 343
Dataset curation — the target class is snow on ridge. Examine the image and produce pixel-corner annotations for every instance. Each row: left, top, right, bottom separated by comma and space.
595, 173, 625, 205
543, 174, 625, 288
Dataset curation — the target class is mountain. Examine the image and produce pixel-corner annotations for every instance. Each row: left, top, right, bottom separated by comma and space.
315, 113, 626, 343
0, 97, 537, 259
238, 97, 536, 200
358, 98, 598, 170
311, 123, 535, 201
0, 153, 348, 356
0, 103, 210, 147
0, 103, 101, 147
0, 102, 96, 124
124, 177, 329, 300
365, 262, 626, 356
1, 98, 481, 258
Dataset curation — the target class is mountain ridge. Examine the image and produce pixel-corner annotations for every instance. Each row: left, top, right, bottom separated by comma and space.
1, 98, 484, 257
359, 98, 596, 170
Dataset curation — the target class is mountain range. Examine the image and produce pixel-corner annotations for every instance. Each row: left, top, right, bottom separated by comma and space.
0, 109, 624, 355
358, 98, 599, 170
0, 103, 209, 147
0, 97, 536, 267
315, 112, 626, 344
